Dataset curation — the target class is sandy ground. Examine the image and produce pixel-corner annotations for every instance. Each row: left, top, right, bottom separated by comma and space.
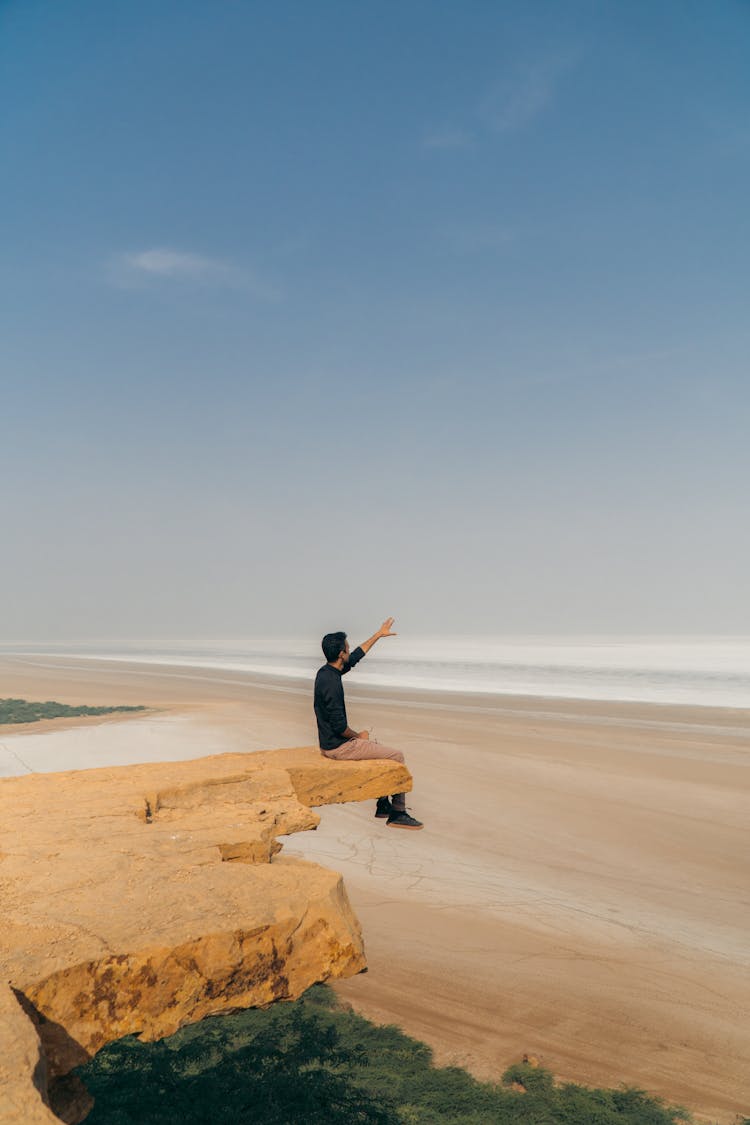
1, 654, 748, 1122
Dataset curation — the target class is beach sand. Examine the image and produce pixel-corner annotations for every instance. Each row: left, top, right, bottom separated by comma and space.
1, 654, 748, 1122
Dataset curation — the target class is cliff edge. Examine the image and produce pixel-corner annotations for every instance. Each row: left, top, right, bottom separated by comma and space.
0, 746, 411, 1124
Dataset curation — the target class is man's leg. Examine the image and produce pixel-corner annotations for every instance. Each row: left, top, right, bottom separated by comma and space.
323, 738, 408, 811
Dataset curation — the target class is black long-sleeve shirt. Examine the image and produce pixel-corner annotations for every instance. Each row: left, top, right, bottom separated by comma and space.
314, 646, 365, 750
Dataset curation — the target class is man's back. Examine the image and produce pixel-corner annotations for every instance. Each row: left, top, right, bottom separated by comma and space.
314, 647, 364, 750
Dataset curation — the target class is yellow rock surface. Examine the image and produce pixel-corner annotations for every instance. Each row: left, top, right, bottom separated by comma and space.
0, 983, 58, 1124
0, 747, 411, 1124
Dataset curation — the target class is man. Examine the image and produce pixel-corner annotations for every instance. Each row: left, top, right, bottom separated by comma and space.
314, 617, 424, 830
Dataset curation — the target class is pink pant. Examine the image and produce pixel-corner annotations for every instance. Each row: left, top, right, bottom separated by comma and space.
321, 738, 408, 811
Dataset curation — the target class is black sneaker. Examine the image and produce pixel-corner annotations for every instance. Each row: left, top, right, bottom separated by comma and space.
386, 810, 424, 830
375, 797, 394, 819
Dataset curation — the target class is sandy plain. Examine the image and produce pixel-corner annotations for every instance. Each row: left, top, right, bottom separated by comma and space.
0, 653, 748, 1122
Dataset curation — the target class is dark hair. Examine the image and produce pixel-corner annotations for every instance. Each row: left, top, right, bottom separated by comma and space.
322, 631, 347, 663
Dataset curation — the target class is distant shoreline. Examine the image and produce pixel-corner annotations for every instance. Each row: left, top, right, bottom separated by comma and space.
2, 648, 750, 718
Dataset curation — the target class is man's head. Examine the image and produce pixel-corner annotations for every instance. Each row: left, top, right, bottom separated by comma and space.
322, 631, 349, 665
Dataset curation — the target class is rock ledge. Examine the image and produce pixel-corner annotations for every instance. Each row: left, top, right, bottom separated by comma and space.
0, 747, 411, 1123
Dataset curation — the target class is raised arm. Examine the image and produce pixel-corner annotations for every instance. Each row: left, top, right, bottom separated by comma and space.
358, 617, 397, 655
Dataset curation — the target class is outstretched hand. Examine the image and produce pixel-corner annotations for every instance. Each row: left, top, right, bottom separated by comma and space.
360, 618, 397, 656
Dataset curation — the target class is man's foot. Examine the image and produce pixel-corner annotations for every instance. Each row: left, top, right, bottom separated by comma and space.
386, 810, 424, 830
375, 797, 394, 819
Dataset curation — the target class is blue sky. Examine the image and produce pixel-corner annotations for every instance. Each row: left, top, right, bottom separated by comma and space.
1, 0, 748, 639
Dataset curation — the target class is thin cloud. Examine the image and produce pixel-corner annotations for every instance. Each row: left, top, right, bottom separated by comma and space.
423, 50, 581, 151
422, 127, 474, 151
111, 247, 280, 299
480, 52, 580, 135
442, 223, 514, 253
123, 248, 231, 280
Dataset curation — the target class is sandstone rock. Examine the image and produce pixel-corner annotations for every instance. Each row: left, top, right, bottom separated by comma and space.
0, 983, 58, 1124
0, 746, 411, 1123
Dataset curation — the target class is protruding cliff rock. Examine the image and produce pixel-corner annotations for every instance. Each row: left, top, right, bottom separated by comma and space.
0, 746, 411, 1124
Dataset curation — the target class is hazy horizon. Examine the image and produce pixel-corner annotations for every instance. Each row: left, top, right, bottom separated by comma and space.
4, 633, 750, 709
2, 1, 748, 641
3, 630, 750, 646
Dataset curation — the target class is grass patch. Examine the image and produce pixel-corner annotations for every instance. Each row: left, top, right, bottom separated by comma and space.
77, 984, 697, 1124
0, 698, 146, 725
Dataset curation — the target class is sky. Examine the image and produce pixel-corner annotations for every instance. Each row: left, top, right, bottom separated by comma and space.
1, 0, 749, 641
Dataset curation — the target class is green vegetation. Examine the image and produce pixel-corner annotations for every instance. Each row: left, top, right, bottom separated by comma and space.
0, 698, 146, 725
78, 985, 695, 1124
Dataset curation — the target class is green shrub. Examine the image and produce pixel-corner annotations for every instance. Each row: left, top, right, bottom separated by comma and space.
0, 698, 146, 724
78, 985, 697, 1124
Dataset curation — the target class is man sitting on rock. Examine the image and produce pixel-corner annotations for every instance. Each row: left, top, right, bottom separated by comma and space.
314, 618, 424, 830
